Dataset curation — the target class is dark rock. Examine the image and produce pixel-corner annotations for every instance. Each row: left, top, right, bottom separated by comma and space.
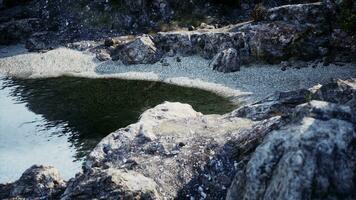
280, 61, 290, 71
104, 38, 116, 47
0, 165, 66, 199
160, 58, 169, 66
25, 37, 46, 52
231, 88, 313, 120
210, 48, 240, 73
25, 31, 59, 52
188, 25, 195, 31
0, 18, 40, 45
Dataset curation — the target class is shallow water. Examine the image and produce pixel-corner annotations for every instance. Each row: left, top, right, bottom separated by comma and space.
0, 76, 236, 183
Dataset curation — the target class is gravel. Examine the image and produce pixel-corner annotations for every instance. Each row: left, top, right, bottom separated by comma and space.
1, 45, 356, 103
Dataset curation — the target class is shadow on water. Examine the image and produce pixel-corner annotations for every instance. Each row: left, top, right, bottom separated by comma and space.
1, 76, 237, 160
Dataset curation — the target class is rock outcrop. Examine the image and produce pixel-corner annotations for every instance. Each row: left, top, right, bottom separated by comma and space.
0, 0, 356, 64
227, 100, 356, 200
2, 79, 355, 199
81, 102, 253, 199
0, 165, 66, 199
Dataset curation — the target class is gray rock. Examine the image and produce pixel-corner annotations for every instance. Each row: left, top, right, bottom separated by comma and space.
117, 36, 162, 64
313, 78, 356, 114
231, 89, 313, 120
227, 100, 356, 200
210, 48, 240, 73
0, 165, 66, 199
96, 50, 111, 61
61, 169, 161, 200
4, 79, 356, 199
265, 2, 325, 24
83, 102, 253, 199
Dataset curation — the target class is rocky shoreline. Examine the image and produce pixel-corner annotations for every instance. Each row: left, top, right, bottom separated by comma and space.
1, 79, 355, 199
0, 0, 355, 199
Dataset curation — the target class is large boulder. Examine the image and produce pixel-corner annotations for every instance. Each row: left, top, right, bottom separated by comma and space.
77, 102, 254, 199
210, 48, 241, 73
116, 36, 162, 64
0, 165, 66, 199
227, 100, 356, 200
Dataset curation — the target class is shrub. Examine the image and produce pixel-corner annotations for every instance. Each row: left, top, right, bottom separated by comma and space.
252, 3, 267, 22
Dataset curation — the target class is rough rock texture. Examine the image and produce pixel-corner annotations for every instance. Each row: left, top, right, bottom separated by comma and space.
79, 102, 253, 199
1, 1, 354, 65
232, 79, 356, 121
210, 48, 240, 73
115, 36, 162, 64
231, 89, 313, 121
2, 79, 356, 199
0, 165, 66, 199
61, 169, 160, 200
227, 100, 356, 200
314, 78, 356, 113
150, 2, 352, 65
0, 18, 41, 45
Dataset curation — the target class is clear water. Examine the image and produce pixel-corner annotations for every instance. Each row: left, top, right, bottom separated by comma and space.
0, 76, 237, 183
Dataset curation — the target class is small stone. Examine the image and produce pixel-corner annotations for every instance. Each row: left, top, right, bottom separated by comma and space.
280, 61, 290, 71
104, 38, 115, 46
176, 56, 182, 62
160, 58, 170, 66
188, 25, 195, 31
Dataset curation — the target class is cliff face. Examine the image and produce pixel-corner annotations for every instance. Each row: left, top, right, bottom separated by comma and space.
1, 0, 351, 41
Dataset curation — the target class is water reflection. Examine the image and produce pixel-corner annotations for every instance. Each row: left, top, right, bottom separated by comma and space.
0, 76, 236, 182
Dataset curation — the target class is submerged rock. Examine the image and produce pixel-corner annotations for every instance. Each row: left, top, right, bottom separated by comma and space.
0, 165, 66, 199
210, 48, 240, 73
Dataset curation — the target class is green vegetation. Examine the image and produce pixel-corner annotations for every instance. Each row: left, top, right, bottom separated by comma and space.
251, 3, 267, 21
339, 8, 356, 35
